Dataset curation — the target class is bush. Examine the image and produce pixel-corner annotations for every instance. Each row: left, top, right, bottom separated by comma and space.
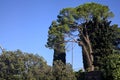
101, 53, 120, 80
53, 60, 76, 80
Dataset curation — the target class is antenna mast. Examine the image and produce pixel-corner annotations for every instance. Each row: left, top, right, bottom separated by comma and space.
0, 45, 4, 53
71, 42, 74, 68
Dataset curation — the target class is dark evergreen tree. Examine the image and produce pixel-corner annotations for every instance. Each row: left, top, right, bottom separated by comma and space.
85, 18, 117, 70
46, 21, 70, 64
113, 25, 120, 51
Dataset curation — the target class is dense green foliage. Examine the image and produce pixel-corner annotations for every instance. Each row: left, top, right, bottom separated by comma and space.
102, 54, 120, 80
113, 25, 120, 51
86, 18, 118, 70
0, 50, 76, 80
75, 69, 85, 80
0, 50, 52, 80
53, 60, 76, 80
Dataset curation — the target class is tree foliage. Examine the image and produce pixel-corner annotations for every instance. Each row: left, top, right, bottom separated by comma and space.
85, 18, 118, 70
0, 50, 77, 80
102, 54, 120, 80
0, 50, 53, 80
53, 60, 76, 80
46, 17, 71, 64
75, 2, 114, 21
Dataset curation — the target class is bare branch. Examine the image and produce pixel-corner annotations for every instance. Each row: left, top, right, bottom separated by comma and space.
0, 45, 4, 52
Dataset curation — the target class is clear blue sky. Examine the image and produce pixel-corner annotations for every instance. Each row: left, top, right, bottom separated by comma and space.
0, 0, 120, 71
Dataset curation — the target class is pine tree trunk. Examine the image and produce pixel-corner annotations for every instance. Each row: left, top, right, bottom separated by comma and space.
79, 24, 94, 71
79, 41, 94, 71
